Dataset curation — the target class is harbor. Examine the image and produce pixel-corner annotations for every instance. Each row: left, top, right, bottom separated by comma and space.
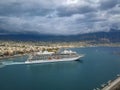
0, 0, 119, 89
0, 41, 120, 89
0, 47, 120, 90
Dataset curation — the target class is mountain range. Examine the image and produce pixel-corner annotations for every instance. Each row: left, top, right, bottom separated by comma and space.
0, 29, 120, 43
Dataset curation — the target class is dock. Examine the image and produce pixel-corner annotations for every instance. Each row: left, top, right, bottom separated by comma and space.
102, 76, 120, 90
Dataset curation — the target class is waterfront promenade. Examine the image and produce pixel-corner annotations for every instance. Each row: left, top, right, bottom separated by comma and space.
102, 77, 120, 90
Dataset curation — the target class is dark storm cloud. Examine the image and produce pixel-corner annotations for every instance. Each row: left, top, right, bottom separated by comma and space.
99, 0, 119, 10
0, 0, 120, 35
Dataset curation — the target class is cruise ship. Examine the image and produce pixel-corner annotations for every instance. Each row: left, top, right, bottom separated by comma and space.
25, 50, 84, 64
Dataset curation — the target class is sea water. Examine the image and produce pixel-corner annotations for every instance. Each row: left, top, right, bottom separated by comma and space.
0, 47, 120, 90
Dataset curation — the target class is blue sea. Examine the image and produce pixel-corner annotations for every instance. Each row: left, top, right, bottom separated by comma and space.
0, 47, 120, 90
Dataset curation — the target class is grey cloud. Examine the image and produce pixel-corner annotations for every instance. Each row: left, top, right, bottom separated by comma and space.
0, 1, 54, 17
108, 5, 120, 15
57, 5, 97, 17
99, 0, 119, 10
0, 0, 120, 35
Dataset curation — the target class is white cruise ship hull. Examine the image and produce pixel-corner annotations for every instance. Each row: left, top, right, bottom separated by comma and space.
25, 55, 83, 64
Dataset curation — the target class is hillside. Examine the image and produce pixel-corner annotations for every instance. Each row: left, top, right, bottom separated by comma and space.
0, 29, 120, 43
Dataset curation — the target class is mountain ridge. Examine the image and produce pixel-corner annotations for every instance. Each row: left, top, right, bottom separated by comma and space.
0, 29, 120, 43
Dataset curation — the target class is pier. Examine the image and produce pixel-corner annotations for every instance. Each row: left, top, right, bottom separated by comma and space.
102, 76, 120, 90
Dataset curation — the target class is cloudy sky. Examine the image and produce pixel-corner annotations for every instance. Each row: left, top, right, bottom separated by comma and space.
0, 0, 120, 35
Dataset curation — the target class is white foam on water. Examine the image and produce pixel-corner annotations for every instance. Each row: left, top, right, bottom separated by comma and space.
1, 61, 25, 66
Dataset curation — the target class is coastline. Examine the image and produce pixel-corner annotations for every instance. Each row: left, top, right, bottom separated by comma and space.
102, 76, 120, 90
0, 41, 120, 61
0, 45, 120, 60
